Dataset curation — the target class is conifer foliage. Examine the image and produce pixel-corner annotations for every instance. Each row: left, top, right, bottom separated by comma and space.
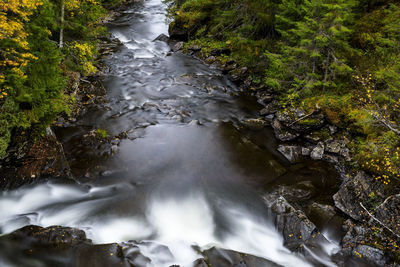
0, 0, 118, 156
167, 0, 400, 186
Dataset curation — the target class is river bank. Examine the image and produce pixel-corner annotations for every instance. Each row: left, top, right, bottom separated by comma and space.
165, 20, 400, 265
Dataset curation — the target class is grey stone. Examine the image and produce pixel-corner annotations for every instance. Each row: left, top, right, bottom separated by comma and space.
333, 172, 385, 221
310, 142, 324, 160
374, 194, 400, 236
272, 119, 299, 142
200, 247, 283, 267
301, 147, 311, 156
153, 33, 169, 43
353, 245, 386, 266
277, 145, 303, 163
325, 139, 342, 154
340, 147, 351, 161
172, 41, 184, 52
269, 196, 318, 250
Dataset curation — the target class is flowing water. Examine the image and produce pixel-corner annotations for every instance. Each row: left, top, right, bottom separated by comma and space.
0, 1, 364, 266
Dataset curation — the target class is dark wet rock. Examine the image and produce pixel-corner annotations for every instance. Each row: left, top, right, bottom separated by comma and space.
301, 147, 311, 156
256, 91, 274, 105
122, 244, 152, 266
98, 38, 123, 57
264, 182, 316, 205
168, 22, 188, 41
277, 145, 303, 163
0, 127, 71, 190
8, 225, 89, 247
193, 258, 209, 267
261, 101, 279, 115
264, 114, 275, 122
0, 225, 139, 267
153, 33, 169, 43
322, 154, 339, 164
333, 172, 385, 221
82, 129, 112, 146
272, 119, 299, 142
373, 194, 400, 236
200, 247, 283, 267
353, 245, 386, 266
310, 142, 324, 160
267, 196, 317, 250
172, 41, 184, 52
340, 147, 351, 162
306, 202, 336, 226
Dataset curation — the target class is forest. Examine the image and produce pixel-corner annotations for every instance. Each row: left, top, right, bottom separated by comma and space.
166, 0, 400, 186
0, 0, 123, 156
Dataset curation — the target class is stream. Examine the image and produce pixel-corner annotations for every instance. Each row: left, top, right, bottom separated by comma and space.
0, 1, 367, 266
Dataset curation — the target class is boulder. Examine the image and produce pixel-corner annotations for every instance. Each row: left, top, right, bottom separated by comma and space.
353, 245, 386, 266
277, 145, 303, 163
256, 91, 274, 105
264, 182, 316, 205
8, 225, 89, 247
333, 172, 385, 221
373, 194, 400, 237
268, 196, 320, 250
172, 41, 184, 52
301, 147, 311, 156
0, 225, 146, 267
199, 247, 282, 267
325, 139, 342, 154
153, 33, 169, 43
306, 202, 336, 227
272, 119, 299, 142
0, 127, 71, 190
310, 142, 324, 160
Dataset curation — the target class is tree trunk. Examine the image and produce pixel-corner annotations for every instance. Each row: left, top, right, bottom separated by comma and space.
323, 51, 330, 90
59, 0, 64, 48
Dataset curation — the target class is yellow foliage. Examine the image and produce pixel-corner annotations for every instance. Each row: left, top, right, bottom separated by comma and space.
0, 0, 42, 98
70, 41, 98, 75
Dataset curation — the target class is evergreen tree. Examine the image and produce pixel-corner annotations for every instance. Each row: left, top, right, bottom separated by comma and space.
275, 0, 357, 98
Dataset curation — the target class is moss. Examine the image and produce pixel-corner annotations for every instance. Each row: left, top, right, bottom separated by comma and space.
96, 128, 108, 139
